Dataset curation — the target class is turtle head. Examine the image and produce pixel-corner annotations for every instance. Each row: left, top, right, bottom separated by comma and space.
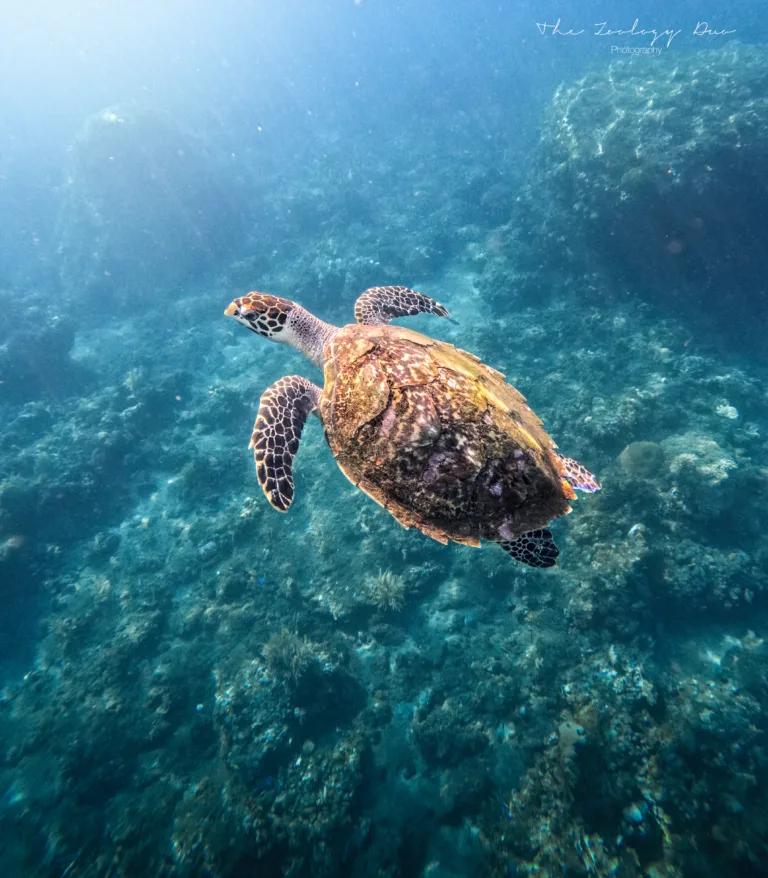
225, 291, 338, 369
225, 292, 296, 341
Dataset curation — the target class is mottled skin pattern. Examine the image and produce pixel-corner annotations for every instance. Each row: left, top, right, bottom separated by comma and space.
354, 285, 454, 326
502, 529, 559, 567
225, 294, 336, 367
556, 455, 601, 493
226, 293, 290, 338
321, 323, 573, 549
249, 376, 321, 512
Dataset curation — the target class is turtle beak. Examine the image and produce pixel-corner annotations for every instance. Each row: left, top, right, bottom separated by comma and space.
225, 299, 261, 334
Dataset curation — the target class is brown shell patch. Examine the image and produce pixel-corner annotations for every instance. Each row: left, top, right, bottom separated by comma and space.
325, 323, 570, 547
379, 341, 439, 388
432, 368, 486, 426
376, 385, 439, 453
330, 357, 390, 444
327, 333, 374, 368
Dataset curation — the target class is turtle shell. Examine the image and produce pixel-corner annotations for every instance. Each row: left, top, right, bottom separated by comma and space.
319, 324, 572, 547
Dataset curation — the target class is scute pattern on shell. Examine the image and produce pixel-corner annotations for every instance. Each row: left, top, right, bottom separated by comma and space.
329, 357, 390, 445
378, 385, 440, 454
321, 324, 572, 547
379, 341, 439, 387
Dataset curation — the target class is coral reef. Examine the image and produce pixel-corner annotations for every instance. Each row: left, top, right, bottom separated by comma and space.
496, 634, 768, 877
474, 44, 768, 356
1, 40, 768, 878
619, 441, 667, 480
0, 290, 84, 403
262, 628, 318, 684
362, 569, 407, 612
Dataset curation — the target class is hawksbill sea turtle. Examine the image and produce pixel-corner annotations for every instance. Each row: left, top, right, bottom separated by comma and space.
225, 285, 600, 568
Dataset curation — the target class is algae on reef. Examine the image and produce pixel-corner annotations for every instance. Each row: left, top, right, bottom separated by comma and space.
477, 44, 768, 355
3, 40, 768, 878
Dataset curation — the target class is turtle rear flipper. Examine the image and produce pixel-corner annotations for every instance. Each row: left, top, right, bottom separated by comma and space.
555, 453, 601, 493
501, 529, 559, 568
354, 286, 456, 326
251, 376, 322, 512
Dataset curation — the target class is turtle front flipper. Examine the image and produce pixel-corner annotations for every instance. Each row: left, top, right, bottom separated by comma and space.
354, 286, 456, 326
250, 376, 322, 512
501, 529, 559, 569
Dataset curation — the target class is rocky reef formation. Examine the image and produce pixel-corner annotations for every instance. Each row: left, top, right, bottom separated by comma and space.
1, 276, 766, 876
475, 44, 768, 355
2, 41, 768, 878
0, 290, 83, 404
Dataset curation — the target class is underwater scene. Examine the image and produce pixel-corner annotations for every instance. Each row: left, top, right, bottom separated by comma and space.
2, 1, 768, 875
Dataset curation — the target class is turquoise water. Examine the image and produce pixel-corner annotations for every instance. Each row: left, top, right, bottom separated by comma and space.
1, 3, 768, 876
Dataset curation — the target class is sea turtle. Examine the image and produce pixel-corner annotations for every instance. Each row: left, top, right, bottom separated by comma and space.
225, 286, 600, 568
